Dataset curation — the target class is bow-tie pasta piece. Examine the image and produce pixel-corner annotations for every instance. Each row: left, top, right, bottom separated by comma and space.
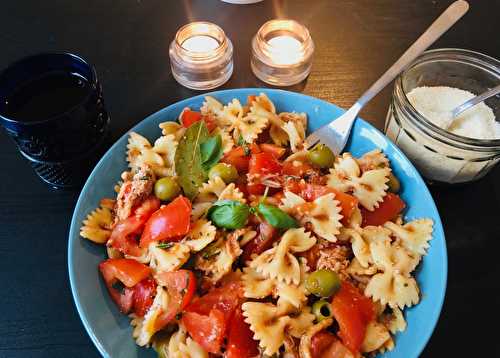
370, 240, 420, 275
347, 257, 378, 276
382, 307, 407, 334
218, 183, 246, 203
243, 260, 308, 309
125, 132, 170, 178
148, 242, 191, 273
365, 270, 419, 309
191, 202, 213, 221
182, 219, 217, 252
80, 204, 113, 244
200, 96, 223, 119
364, 239, 421, 308
127, 132, 152, 169
242, 301, 314, 356
196, 176, 227, 203
219, 98, 244, 128
158, 121, 185, 141
357, 149, 390, 172
299, 193, 343, 242
279, 191, 306, 212
242, 266, 276, 299
152, 134, 178, 176
155, 325, 208, 358
250, 228, 316, 285
131, 286, 169, 346
280, 112, 307, 153
347, 226, 392, 268
327, 152, 391, 211
384, 218, 433, 255
236, 112, 269, 144
281, 192, 343, 242
195, 232, 242, 285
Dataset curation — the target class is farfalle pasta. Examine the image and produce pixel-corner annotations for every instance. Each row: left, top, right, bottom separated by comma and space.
80, 94, 434, 357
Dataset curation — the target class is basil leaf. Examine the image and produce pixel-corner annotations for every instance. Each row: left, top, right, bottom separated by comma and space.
208, 200, 250, 229
175, 121, 210, 199
201, 134, 223, 171
257, 203, 298, 229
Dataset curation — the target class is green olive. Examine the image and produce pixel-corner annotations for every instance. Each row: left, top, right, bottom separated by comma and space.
208, 163, 238, 183
312, 299, 333, 322
154, 177, 181, 201
387, 172, 401, 193
305, 269, 341, 298
308, 144, 335, 168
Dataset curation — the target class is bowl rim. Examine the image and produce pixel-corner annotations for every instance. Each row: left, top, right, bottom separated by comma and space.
68, 88, 447, 358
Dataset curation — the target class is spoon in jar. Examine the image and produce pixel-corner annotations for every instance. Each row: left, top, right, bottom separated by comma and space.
444, 84, 500, 129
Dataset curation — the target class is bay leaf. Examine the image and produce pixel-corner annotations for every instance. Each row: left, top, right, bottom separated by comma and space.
175, 121, 209, 199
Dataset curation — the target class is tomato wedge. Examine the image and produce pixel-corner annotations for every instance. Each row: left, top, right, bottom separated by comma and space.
260, 143, 286, 159
226, 306, 259, 358
140, 196, 191, 248
282, 160, 315, 177
331, 281, 375, 353
311, 331, 338, 358
249, 151, 282, 175
180, 109, 216, 131
154, 270, 196, 330
221, 144, 261, 173
183, 281, 242, 353
248, 152, 282, 195
99, 258, 151, 287
132, 277, 157, 317
361, 192, 406, 227
99, 258, 151, 314
183, 309, 226, 353
108, 196, 160, 256
241, 221, 278, 263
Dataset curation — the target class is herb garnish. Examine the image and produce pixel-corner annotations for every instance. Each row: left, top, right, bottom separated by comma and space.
175, 121, 210, 199
157, 242, 174, 249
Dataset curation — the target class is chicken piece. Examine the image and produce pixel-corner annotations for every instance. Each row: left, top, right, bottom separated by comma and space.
316, 244, 352, 281
114, 165, 155, 221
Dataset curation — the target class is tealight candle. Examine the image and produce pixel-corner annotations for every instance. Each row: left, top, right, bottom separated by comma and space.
251, 19, 314, 86
169, 22, 233, 90
181, 35, 219, 53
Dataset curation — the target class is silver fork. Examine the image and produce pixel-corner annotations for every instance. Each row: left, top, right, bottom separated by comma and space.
304, 0, 469, 153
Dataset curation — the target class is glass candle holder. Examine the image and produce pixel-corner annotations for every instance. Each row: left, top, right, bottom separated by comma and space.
169, 22, 233, 90
251, 19, 314, 86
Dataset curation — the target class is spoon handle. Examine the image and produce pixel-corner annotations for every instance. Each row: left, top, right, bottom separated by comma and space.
355, 0, 469, 109
451, 84, 500, 118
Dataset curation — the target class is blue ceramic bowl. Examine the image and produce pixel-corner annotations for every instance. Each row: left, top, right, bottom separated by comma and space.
68, 88, 447, 358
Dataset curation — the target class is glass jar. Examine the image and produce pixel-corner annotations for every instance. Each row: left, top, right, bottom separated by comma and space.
384, 48, 500, 184
251, 19, 314, 86
169, 22, 233, 90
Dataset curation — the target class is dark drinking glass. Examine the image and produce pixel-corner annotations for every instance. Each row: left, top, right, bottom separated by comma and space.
0, 53, 109, 189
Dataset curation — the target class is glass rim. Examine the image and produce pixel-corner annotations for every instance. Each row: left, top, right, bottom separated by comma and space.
0, 52, 98, 126
396, 48, 500, 149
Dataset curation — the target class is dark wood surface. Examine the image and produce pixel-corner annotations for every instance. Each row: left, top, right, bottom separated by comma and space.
1, 0, 499, 357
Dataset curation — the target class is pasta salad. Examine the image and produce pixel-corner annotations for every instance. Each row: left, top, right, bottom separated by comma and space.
80, 93, 433, 358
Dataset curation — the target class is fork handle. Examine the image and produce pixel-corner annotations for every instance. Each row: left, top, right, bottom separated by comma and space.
355, 0, 469, 110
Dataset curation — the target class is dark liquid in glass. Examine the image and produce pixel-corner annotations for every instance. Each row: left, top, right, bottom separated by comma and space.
4, 71, 90, 122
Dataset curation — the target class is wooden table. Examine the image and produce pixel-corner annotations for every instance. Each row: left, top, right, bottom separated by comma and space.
1, 0, 499, 356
